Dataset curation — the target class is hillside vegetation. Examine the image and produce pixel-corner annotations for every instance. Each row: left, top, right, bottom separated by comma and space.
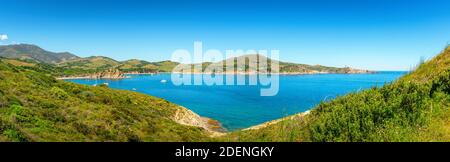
0, 44, 79, 64
171, 54, 369, 74
0, 60, 211, 141
0, 44, 370, 77
221, 46, 450, 142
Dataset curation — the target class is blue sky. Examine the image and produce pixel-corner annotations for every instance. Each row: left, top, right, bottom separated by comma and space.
0, 0, 449, 70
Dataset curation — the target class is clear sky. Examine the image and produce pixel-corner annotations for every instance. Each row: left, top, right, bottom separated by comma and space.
1, 0, 449, 71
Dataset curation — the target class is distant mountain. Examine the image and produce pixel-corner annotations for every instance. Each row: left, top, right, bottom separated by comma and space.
0, 44, 371, 76
0, 44, 79, 64
150, 60, 180, 72
118, 59, 155, 73
118, 59, 177, 73
57, 56, 121, 70
59, 57, 180, 73
174, 54, 371, 74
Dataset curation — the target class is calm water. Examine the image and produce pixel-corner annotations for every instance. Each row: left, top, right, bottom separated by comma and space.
67, 72, 406, 131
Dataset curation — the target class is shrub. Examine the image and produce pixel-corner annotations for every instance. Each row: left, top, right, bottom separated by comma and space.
49, 87, 68, 99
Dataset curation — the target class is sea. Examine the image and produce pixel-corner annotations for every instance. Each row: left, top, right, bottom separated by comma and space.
66, 71, 406, 131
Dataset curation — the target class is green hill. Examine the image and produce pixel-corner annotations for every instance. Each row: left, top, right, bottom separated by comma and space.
0, 59, 215, 142
220, 46, 450, 142
0, 44, 370, 76
0, 44, 79, 64
58, 56, 120, 69
118, 59, 179, 73
401, 47, 450, 83
172, 54, 370, 74
119, 59, 156, 73
152, 60, 180, 72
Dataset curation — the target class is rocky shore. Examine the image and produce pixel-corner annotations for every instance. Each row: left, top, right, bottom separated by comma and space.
123, 71, 158, 75
57, 68, 127, 79
279, 69, 375, 75
173, 106, 227, 137
93, 68, 126, 79
57, 67, 374, 79
171, 69, 375, 75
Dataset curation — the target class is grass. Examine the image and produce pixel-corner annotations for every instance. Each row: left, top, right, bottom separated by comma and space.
218, 46, 450, 142
0, 60, 210, 141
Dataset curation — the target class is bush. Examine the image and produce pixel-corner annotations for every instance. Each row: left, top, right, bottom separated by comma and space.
431, 70, 450, 95
49, 87, 69, 99
2, 129, 26, 142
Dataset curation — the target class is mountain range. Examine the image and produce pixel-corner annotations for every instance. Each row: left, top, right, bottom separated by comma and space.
0, 44, 371, 77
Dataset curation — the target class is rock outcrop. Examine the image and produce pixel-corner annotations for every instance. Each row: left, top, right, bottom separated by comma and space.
90, 68, 125, 79
57, 68, 127, 79
173, 107, 226, 137
123, 71, 157, 74
342, 67, 375, 74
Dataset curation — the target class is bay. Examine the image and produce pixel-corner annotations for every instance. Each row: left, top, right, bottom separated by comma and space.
66, 72, 406, 131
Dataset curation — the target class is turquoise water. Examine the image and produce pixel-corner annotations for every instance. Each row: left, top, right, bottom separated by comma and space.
66, 72, 406, 131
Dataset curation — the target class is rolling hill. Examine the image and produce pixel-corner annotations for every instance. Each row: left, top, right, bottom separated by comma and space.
172, 54, 371, 74
118, 59, 180, 73
57, 56, 121, 70
0, 44, 370, 77
0, 59, 225, 141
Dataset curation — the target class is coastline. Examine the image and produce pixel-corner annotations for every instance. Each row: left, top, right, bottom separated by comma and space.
173, 106, 227, 137
56, 70, 376, 80
55, 70, 390, 136
56, 76, 130, 80
170, 70, 375, 75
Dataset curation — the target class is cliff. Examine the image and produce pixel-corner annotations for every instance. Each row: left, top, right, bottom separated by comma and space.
56, 68, 126, 79
173, 107, 226, 137
342, 67, 375, 74
89, 68, 125, 79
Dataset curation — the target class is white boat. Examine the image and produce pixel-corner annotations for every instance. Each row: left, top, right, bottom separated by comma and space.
160, 79, 167, 83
